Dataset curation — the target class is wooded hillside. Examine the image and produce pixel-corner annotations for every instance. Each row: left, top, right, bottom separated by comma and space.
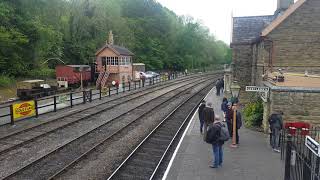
0, 0, 231, 77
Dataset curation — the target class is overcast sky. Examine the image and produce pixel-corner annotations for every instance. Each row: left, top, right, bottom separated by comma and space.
157, 0, 279, 44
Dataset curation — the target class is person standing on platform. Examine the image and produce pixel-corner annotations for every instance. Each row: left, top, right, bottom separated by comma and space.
220, 79, 224, 93
225, 102, 233, 137
198, 100, 206, 134
203, 102, 215, 141
206, 115, 225, 168
268, 112, 283, 152
221, 97, 228, 122
215, 79, 221, 96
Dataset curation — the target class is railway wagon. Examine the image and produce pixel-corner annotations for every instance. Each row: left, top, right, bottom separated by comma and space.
56, 65, 92, 87
17, 80, 58, 100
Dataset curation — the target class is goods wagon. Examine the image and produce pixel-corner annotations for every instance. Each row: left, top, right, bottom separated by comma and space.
56, 65, 92, 86
17, 80, 58, 100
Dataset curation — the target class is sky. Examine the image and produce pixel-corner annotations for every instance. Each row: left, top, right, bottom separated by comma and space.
157, 0, 278, 44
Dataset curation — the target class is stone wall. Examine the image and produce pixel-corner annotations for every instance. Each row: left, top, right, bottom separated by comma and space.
232, 44, 254, 102
267, 0, 320, 73
262, 82, 320, 132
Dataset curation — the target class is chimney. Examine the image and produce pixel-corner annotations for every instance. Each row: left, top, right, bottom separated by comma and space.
107, 30, 114, 45
275, 0, 294, 15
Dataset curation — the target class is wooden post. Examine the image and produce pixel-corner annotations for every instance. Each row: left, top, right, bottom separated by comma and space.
231, 105, 238, 148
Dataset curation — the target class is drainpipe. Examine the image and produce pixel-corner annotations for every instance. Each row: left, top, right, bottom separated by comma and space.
263, 37, 274, 73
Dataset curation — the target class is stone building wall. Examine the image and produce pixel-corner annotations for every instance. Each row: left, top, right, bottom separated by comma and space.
270, 90, 320, 126
266, 0, 320, 74
232, 44, 254, 102
262, 82, 320, 132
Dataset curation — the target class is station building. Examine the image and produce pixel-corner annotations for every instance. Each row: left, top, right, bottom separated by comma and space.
230, 0, 320, 131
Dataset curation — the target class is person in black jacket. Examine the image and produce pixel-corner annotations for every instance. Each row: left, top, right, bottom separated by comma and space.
226, 103, 242, 144
207, 116, 224, 168
268, 112, 283, 152
221, 97, 228, 122
203, 102, 215, 141
198, 100, 206, 134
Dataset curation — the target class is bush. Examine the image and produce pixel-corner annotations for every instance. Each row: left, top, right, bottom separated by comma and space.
0, 75, 15, 88
243, 99, 264, 127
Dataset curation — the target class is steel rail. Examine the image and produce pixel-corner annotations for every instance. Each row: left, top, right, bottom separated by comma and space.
2, 77, 215, 180
0, 73, 206, 128
0, 75, 211, 157
47, 79, 215, 180
0, 73, 209, 141
107, 82, 212, 180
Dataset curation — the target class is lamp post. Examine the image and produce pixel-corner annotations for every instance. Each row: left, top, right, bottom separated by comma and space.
230, 81, 241, 148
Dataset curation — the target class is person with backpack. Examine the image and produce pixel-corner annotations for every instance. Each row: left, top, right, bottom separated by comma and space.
198, 100, 206, 134
203, 102, 215, 141
206, 115, 229, 168
268, 112, 283, 152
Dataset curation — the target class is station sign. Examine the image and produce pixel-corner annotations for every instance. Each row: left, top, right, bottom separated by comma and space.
305, 136, 320, 157
245, 86, 269, 92
246, 86, 270, 102
12, 100, 36, 120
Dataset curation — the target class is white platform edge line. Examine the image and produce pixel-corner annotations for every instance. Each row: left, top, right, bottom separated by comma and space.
161, 88, 213, 180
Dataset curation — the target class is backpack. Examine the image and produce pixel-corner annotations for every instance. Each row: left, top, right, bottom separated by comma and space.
218, 123, 230, 141
205, 126, 215, 144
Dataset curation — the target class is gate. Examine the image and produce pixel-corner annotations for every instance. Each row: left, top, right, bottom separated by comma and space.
281, 125, 320, 180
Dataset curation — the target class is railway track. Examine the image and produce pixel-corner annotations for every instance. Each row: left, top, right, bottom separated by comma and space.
0, 74, 205, 136
107, 80, 212, 180
0, 74, 210, 155
1, 74, 220, 180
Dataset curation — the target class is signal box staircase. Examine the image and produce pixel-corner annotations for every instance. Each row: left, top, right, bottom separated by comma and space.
96, 72, 109, 89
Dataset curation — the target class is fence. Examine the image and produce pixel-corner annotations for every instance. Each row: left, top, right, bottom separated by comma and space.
0, 73, 185, 126
280, 127, 320, 180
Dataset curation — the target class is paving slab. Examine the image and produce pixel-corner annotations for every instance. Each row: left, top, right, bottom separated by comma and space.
163, 88, 284, 180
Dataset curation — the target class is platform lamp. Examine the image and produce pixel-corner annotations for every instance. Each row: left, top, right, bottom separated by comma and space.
230, 81, 241, 148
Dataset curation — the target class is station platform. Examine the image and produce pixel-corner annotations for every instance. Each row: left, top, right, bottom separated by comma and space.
162, 88, 284, 180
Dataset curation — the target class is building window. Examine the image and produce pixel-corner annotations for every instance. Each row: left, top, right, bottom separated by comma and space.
106, 57, 110, 65
111, 57, 114, 65
115, 57, 119, 65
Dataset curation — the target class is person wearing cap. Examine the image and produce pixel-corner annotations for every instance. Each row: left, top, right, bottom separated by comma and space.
198, 100, 206, 134
203, 102, 215, 141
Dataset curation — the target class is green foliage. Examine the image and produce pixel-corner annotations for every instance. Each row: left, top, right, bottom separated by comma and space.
0, 0, 231, 78
27, 68, 56, 79
243, 99, 264, 127
0, 75, 15, 88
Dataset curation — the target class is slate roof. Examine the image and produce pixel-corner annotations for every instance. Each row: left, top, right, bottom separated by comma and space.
95, 44, 134, 56
232, 15, 275, 44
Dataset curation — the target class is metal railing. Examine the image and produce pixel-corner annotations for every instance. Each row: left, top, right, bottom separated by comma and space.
281, 127, 320, 180
0, 73, 187, 126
